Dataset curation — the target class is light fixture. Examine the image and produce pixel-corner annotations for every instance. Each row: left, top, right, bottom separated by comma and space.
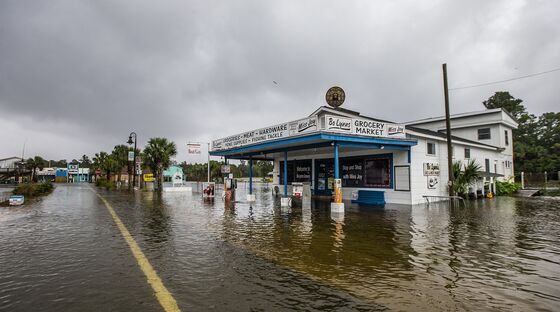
380, 145, 385, 150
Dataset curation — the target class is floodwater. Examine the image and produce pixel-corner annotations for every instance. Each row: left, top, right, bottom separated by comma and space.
0, 184, 559, 311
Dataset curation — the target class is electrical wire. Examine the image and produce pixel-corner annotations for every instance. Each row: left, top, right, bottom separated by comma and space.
449, 67, 560, 90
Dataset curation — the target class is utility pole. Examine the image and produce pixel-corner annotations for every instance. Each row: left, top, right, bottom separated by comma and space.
442, 63, 454, 196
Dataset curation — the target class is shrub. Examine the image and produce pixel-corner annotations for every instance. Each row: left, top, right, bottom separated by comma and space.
495, 180, 521, 196
95, 177, 116, 190
13, 182, 55, 197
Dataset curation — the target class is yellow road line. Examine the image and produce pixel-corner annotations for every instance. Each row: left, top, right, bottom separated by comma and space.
93, 190, 181, 312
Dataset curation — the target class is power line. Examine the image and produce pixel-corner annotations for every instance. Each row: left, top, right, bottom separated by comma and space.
449, 67, 560, 90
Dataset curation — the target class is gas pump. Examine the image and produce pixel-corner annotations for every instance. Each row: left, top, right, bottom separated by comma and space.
291, 182, 311, 207
223, 174, 236, 201
331, 178, 344, 212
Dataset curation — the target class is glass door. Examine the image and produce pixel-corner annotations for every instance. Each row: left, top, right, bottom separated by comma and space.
315, 159, 334, 196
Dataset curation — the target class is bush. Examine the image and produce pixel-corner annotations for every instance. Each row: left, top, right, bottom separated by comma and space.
13, 182, 55, 197
95, 177, 116, 190
496, 180, 521, 196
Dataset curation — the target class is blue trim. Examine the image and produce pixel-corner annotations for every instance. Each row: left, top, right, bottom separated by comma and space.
210, 132, 417, 157
283, 151, 288, 197
334, 142, 339, 179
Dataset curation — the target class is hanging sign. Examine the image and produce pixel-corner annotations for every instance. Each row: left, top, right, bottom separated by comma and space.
187, 143, 201, 154
128, 151, 134, 161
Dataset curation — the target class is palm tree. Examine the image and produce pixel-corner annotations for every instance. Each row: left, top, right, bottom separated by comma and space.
142, 138, 177, 190
452, 159, 482, 197
112, 144, 131, 183
80, 155, 91, 168
25, 156, 46, 182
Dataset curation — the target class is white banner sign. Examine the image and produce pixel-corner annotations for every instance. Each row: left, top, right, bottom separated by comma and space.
128, 151, 134, 161
211, 113, 406, 152
212, 117, 318, 151
187, 143, 201, 154
324, 115, 406, 139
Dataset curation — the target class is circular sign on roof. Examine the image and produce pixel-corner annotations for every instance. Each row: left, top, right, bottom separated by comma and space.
326, 86, 345, 108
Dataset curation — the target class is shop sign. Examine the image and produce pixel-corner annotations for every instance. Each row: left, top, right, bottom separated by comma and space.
212, 117, 318, 152
221, 165, 231, 174
324, 115, 406, 138
325, 115, 352, 132
291, 117, 318, 135
427, 176, 439, 189
143, 173, 154, 182
423, 163, 440, 176
68, 164, 79, 174
211, 112, 406, 152
187, 143, 201, 154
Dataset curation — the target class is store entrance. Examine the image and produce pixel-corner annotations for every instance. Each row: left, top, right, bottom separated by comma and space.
314, 158, 334, 196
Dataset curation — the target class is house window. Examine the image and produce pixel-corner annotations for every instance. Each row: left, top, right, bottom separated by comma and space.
427, 142, 436, 155
478, 128, 491, 140
464, 148, 471, 159
485, 159, 490, 173
505, 130, 509, 146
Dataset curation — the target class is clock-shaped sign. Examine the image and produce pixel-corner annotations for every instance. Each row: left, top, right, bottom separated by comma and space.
326, 86, 345, 108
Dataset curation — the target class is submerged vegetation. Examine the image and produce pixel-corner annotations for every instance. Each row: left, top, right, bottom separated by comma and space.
495, 180, 521, 196
94, 177, 116, 190
12, 182, 55, 198
452, 159, 481, 198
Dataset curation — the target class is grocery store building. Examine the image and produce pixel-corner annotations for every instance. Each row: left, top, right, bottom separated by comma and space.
209, 105, 517, 206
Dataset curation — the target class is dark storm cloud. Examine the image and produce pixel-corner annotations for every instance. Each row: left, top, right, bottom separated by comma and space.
1, 0, 559, 160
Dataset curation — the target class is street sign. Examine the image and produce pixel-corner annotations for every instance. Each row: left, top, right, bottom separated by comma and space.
136, 162, 142, 175
143, 173, 154, 182
128, 151, 134, 161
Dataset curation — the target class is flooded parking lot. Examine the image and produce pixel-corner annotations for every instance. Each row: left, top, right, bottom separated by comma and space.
1, 184, 559, 311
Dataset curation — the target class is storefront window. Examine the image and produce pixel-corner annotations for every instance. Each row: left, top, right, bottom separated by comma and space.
341, 158, 363, 187
364, 158, 391, 187
280, 160, 312, 184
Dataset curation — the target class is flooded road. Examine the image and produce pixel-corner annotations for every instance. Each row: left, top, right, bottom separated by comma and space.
0, 184, 559, 311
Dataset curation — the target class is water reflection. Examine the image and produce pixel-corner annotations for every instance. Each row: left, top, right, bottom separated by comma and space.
1, 184, 559, 311
213, 188, 560, 311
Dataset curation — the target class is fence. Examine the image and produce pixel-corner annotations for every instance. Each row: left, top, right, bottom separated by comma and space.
515, 171, 560, 189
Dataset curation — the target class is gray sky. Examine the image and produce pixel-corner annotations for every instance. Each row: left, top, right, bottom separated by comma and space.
1, 0, 559, 163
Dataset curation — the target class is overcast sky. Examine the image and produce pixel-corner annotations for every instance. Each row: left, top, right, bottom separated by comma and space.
1, 0, 559, 163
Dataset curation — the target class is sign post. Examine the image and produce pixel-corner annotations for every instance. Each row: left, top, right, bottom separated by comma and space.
188, 142, 211, 183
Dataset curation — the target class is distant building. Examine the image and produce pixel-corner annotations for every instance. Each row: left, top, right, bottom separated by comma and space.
0, 157, 22, 169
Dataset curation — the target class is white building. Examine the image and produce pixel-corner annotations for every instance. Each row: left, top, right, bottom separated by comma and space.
210, 105, 517, 206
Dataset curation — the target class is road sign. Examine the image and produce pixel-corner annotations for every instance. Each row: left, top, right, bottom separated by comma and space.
143, 173, 154, 182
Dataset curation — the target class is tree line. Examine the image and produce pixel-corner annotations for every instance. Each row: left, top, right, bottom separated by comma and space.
21, 137, 274, 189
483, 91, 559, 175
